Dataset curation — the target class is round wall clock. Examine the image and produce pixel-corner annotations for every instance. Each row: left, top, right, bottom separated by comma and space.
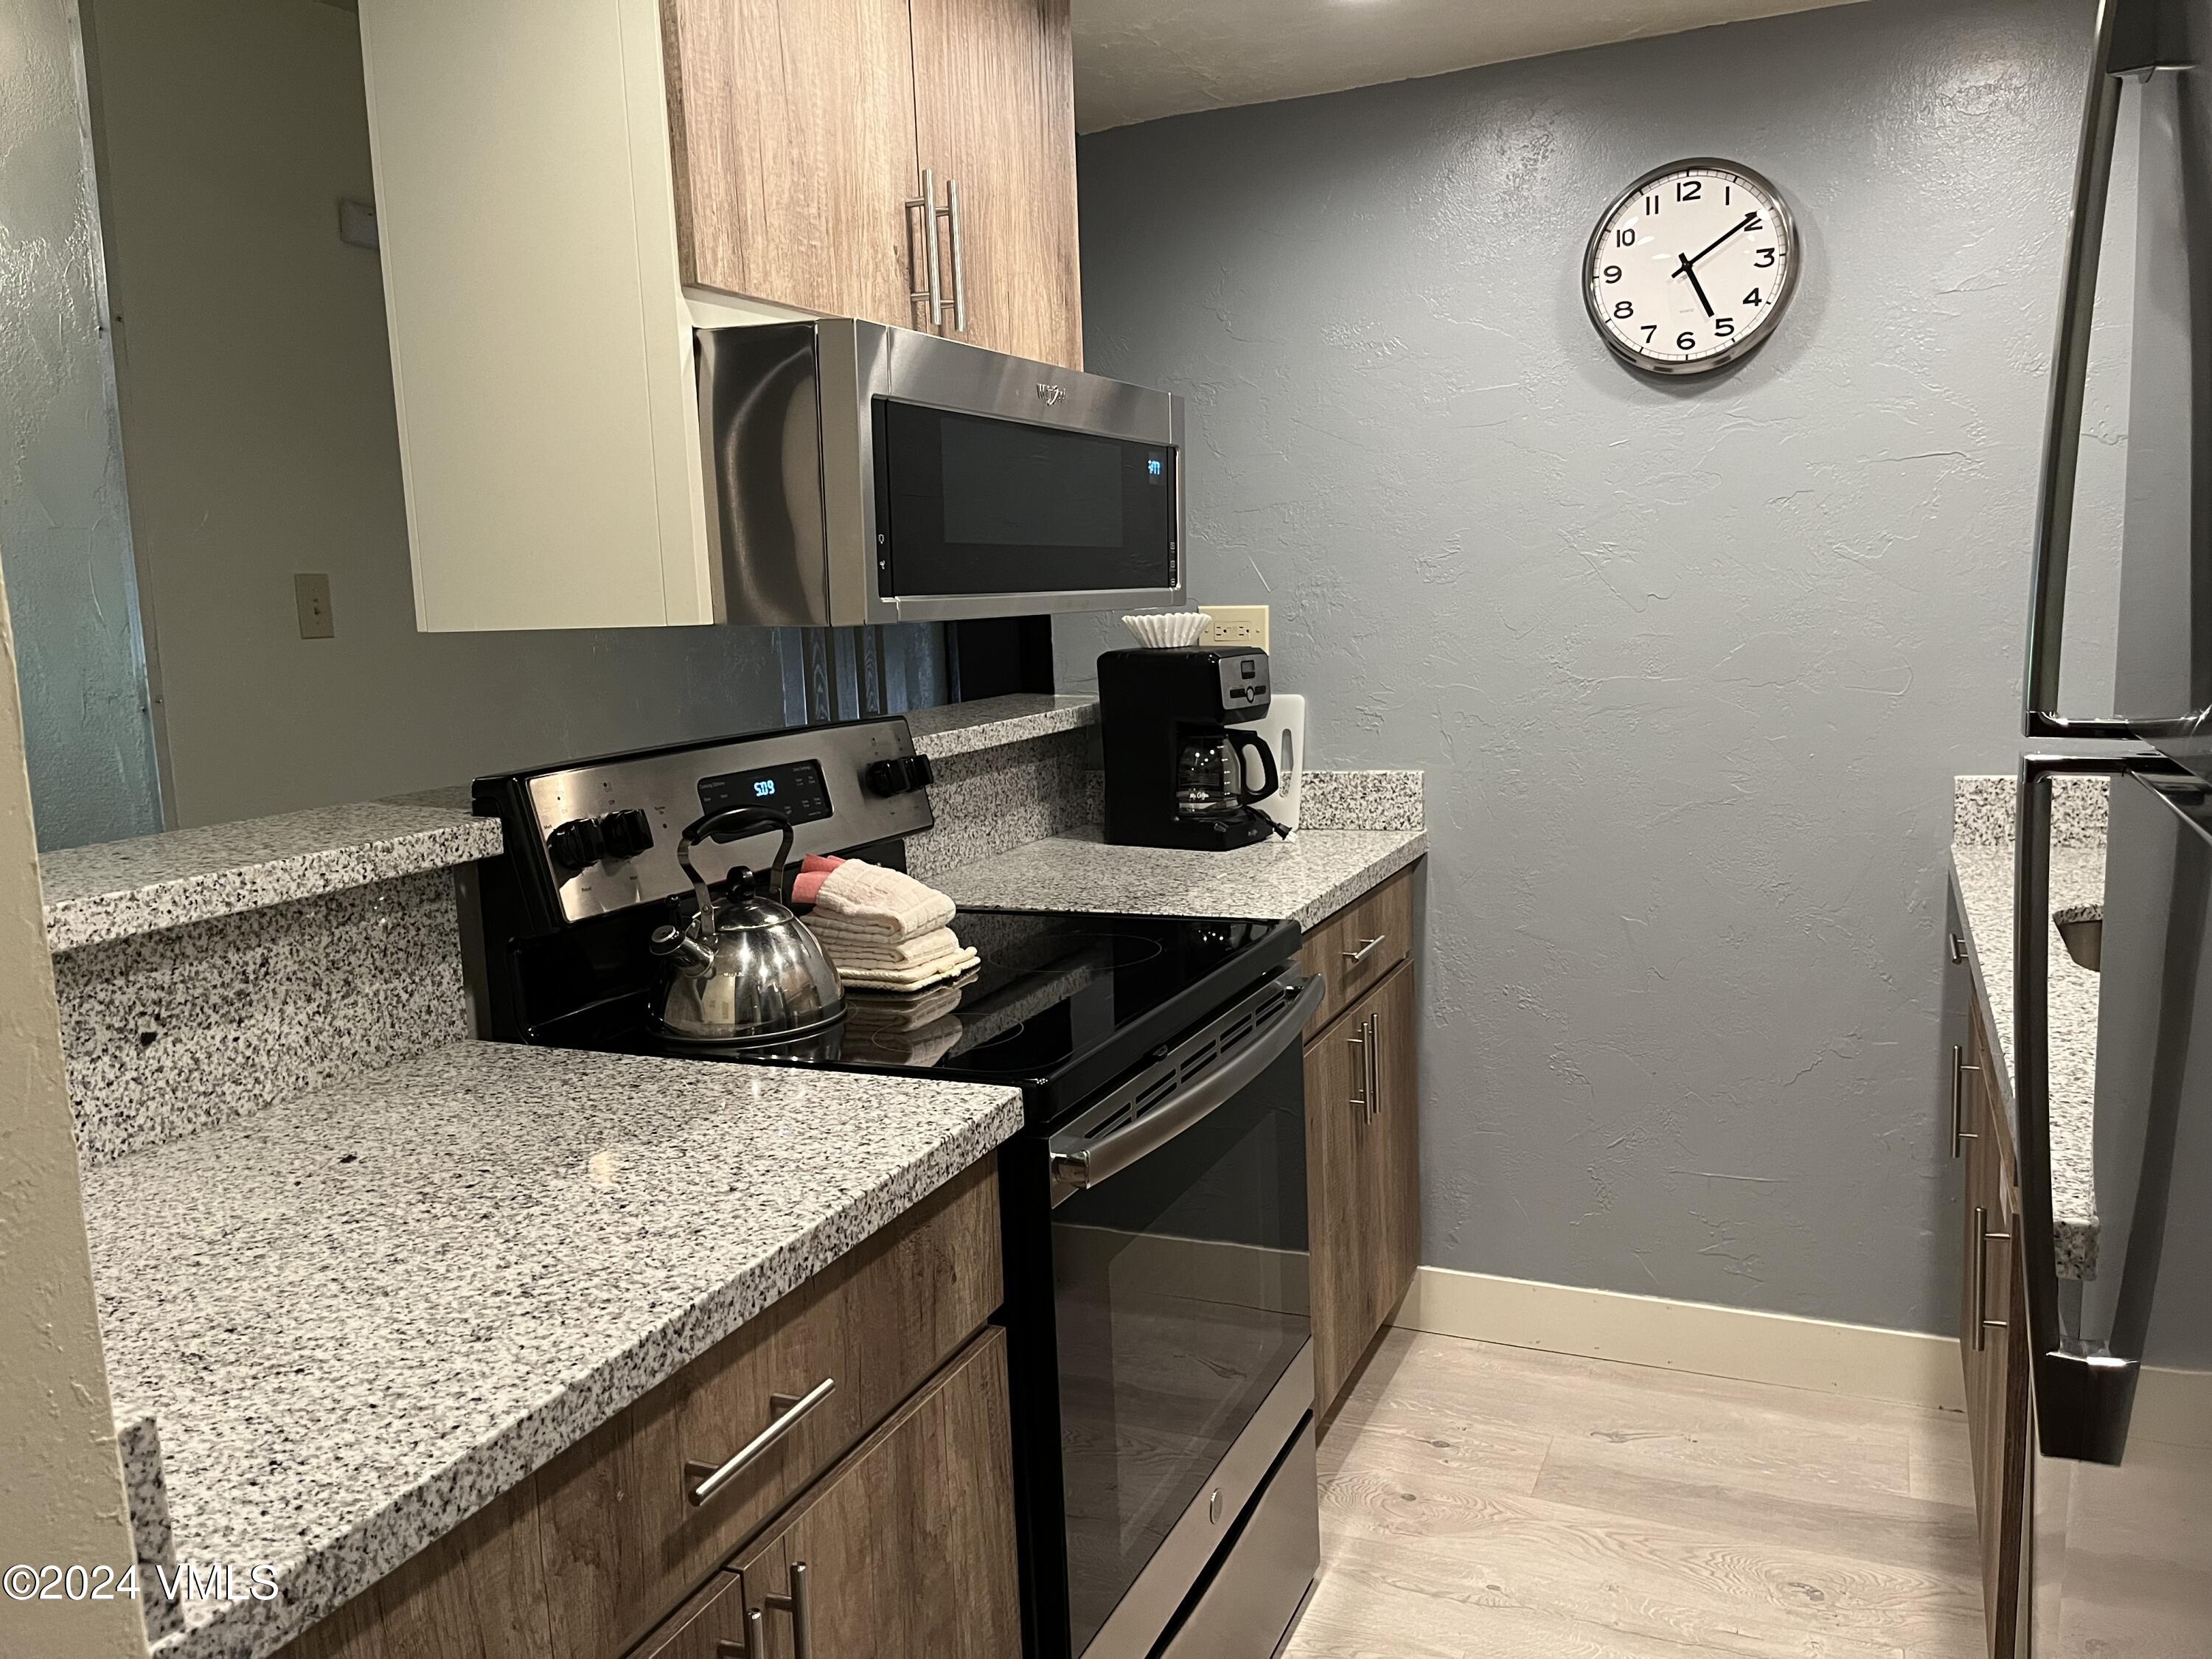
1584, 159, 1799, 375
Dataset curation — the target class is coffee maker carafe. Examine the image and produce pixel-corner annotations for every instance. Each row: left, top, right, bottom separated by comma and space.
1099, 646, 1281, 850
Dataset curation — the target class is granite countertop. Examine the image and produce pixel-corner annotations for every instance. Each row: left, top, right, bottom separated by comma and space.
904, 692, 1097, 759
1950, 776, 2107, 1279
934, 827, 1427, 931
80, 1040, 1023, 1659
43, 792, 501, 953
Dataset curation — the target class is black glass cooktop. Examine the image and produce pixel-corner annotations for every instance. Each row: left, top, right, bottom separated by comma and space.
543, 908, 1300, 1117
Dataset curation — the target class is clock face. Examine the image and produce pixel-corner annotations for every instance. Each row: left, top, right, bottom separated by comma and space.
1584, 159, 1798, 375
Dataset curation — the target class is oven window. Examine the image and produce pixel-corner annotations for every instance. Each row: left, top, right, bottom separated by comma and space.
1051, 1040, 1310, 1653
877, 400, 1177, 597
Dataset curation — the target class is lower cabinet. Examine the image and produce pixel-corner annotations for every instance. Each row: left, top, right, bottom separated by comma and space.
1955, 993, 2032, 1657
645, 1330, 1020, 1659
276, 1159, 1018, 1659
1307, 957, 1422, 1416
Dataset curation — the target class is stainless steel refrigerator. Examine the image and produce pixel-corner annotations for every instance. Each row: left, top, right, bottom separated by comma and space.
2018, 0, 2212, 1649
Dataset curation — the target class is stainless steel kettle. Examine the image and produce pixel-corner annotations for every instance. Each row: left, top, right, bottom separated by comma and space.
650, 808, 845, 1046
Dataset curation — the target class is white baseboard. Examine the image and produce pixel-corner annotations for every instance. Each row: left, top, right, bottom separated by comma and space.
1394, 1265, 1966, 1412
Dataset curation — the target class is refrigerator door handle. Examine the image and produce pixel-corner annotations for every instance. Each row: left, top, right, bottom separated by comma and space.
2023, 0, 2204, 743
2015, 753, 2195, 1464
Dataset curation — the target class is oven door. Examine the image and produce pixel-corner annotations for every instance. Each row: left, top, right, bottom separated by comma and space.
1043, 972, 1319, 1659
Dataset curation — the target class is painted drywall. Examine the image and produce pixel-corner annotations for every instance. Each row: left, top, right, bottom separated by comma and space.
0, 560, 145, 1659
0, 0, 164, 850
1075, 0, 1868, 133
79, 0, 791, 830
1068, 0, 2104, 1333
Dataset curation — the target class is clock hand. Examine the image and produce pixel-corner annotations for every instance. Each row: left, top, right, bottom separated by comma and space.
1678, 210, 1761, 271
1674, 254, 1715, 318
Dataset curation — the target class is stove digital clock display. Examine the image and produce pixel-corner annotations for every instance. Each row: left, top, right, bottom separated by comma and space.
698, 759, 832, 834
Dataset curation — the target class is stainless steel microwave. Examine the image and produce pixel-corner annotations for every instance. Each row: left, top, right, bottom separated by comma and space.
693, 319, 1186, 627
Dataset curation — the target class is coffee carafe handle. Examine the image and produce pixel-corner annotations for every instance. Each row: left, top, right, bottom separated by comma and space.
1225, 730, 1279, 806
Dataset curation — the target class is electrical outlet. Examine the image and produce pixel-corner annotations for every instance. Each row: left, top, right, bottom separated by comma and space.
1199, 604, 1270, 653
295, 573, 335, 639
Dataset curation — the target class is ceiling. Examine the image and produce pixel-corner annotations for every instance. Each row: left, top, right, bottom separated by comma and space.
1074, 0, 1870, 132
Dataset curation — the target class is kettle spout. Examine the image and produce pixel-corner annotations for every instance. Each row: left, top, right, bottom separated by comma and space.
650, 924, 717, 979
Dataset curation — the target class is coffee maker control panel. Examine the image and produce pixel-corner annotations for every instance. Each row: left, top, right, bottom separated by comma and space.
1217, 650, 1270, 717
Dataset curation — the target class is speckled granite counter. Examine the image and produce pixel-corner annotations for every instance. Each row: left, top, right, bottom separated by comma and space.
43, 793, 500, 952
79, 1040, 1023, 1659
934, 827, 1426, 930
1950, 776, 2105, 1278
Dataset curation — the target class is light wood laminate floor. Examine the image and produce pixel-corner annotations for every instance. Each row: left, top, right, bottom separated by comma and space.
1284, 1328, 1984, 1659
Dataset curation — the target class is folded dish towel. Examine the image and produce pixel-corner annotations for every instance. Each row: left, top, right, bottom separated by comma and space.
804, 922, 964, 970
834, 947, 981, 993
801, 858, 956, 941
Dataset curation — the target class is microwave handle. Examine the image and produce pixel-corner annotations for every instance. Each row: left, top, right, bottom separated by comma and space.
1048, 974, 1324, 1195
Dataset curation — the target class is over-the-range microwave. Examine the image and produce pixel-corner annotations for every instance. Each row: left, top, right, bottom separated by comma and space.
693, 318, 1186, 627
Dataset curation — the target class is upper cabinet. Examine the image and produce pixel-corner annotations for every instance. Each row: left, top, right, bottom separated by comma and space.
908, 0, 1082, 365
358, 0, 1081, 633
661, 0, 923, 327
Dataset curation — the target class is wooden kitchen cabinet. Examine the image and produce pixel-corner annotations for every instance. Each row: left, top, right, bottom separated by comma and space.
742, 1329, 1023, 1659
908, 0, 1082, 365
274, 1160, 1014, 1659
661, 0, 925, 327
1954, 989, 2032, 1658
1307, 958, 1422, 1416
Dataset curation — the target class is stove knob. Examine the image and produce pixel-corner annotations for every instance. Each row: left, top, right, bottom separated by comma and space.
546, 818, 605, 872
865, 754, 936, 797
597, 808, 655, 860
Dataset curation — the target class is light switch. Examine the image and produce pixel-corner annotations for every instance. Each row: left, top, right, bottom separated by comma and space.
295, 574, 335, 639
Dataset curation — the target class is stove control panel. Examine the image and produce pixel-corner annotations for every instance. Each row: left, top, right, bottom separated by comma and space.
481, 716, 936, 928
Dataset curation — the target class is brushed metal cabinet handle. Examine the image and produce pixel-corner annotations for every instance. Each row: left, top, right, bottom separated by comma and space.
1975, 1206, 2014, 1352
685, 1377, 837, 1506
1343, 934, 1388, 968
762, 1561, 811, 1659
945, 176, 967, 334
1950, 1044, 1981, 1158
905, 168, 945, 325
1949, 932, 1967, 965
1368, 1012, 1382, 1123
1347, 1022, 1369, 1118
714, 1607, 768, 1659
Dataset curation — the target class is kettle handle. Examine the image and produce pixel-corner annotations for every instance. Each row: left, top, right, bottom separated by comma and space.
1225, 730, 1280, 806
675, 808, 796, 940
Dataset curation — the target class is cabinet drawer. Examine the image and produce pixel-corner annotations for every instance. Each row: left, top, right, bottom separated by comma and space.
534, 1155, 1003, 1658
1298, 869, 1414, 1038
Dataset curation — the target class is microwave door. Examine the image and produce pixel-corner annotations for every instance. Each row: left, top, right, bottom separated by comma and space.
2021, 762, 2212, 1654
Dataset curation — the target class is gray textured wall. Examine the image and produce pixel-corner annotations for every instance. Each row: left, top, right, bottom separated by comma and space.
0, 0, 163, 849
1066, 0, 2100, 1332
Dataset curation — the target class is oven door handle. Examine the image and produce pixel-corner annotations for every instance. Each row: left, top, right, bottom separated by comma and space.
1048, 973, 1324, 1194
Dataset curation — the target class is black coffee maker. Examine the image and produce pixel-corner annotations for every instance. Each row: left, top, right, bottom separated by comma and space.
1099, 647, 1283, 850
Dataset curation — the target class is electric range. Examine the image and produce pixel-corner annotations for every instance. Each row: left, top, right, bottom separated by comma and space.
464, 715, 1322, 1659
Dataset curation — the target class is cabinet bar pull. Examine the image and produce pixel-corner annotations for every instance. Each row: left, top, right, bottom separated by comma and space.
714, 1607, 768, 1659
1367, 1013, 1381, 1123
1973, 1207, 2015, 1352
1949, 1044, 1980, 1158
685, 1377, 837, 1506
768, 1562, 812, 1659
905, 169, 945, 325
1949, 932, 1967, 965
945, 176, 967, 333
1347, 1023, 1369, 1118
1343, 934, 1388, 968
